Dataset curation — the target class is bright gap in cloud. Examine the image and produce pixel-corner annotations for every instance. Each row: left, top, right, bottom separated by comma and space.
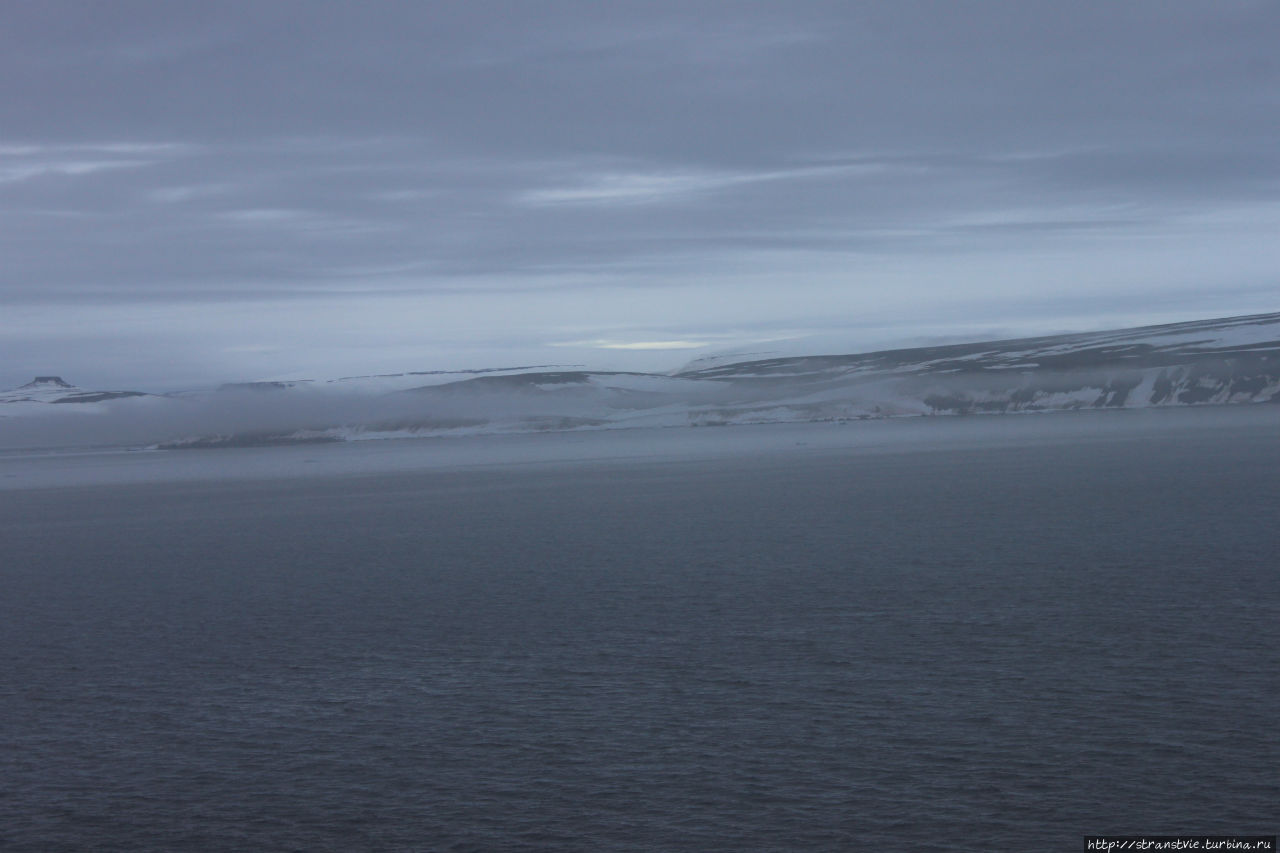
549, 339, 711, 350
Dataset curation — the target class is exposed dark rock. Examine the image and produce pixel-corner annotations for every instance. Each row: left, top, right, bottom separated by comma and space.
19, 376, 73, 389
50, 391, 147, 404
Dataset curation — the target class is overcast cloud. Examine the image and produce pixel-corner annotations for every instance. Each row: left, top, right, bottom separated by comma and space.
2, 0, 1278, 389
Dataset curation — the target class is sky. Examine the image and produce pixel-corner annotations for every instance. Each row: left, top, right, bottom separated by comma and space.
2, 0, 1278, 390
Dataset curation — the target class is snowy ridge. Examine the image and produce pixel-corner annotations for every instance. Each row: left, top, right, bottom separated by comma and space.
0, 376, 150, 415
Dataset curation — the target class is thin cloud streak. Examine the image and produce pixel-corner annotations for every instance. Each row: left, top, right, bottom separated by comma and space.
516, 163, 882, 207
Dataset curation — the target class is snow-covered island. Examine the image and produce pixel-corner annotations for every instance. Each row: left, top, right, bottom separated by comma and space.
3, 311, 1278, 451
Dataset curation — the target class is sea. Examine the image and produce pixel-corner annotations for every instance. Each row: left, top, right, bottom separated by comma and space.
2, 407, 1277, 851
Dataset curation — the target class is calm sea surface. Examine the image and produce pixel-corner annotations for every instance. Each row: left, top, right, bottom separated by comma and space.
2, 410, 1277, 851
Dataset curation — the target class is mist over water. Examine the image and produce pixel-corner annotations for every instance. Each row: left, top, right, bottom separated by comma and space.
0, 385, 481, 451
2, 409, 1277, 850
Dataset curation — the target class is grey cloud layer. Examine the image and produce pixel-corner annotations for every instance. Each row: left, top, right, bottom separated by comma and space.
7, 2, 1276, 153
1, 1, 1277, 386
4, 142, 1275, 300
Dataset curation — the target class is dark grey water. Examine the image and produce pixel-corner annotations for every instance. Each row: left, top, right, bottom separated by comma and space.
2, 413, 1278, 851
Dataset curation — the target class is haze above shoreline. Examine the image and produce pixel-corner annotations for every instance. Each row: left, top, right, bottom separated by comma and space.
2, 405, 1275, 494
